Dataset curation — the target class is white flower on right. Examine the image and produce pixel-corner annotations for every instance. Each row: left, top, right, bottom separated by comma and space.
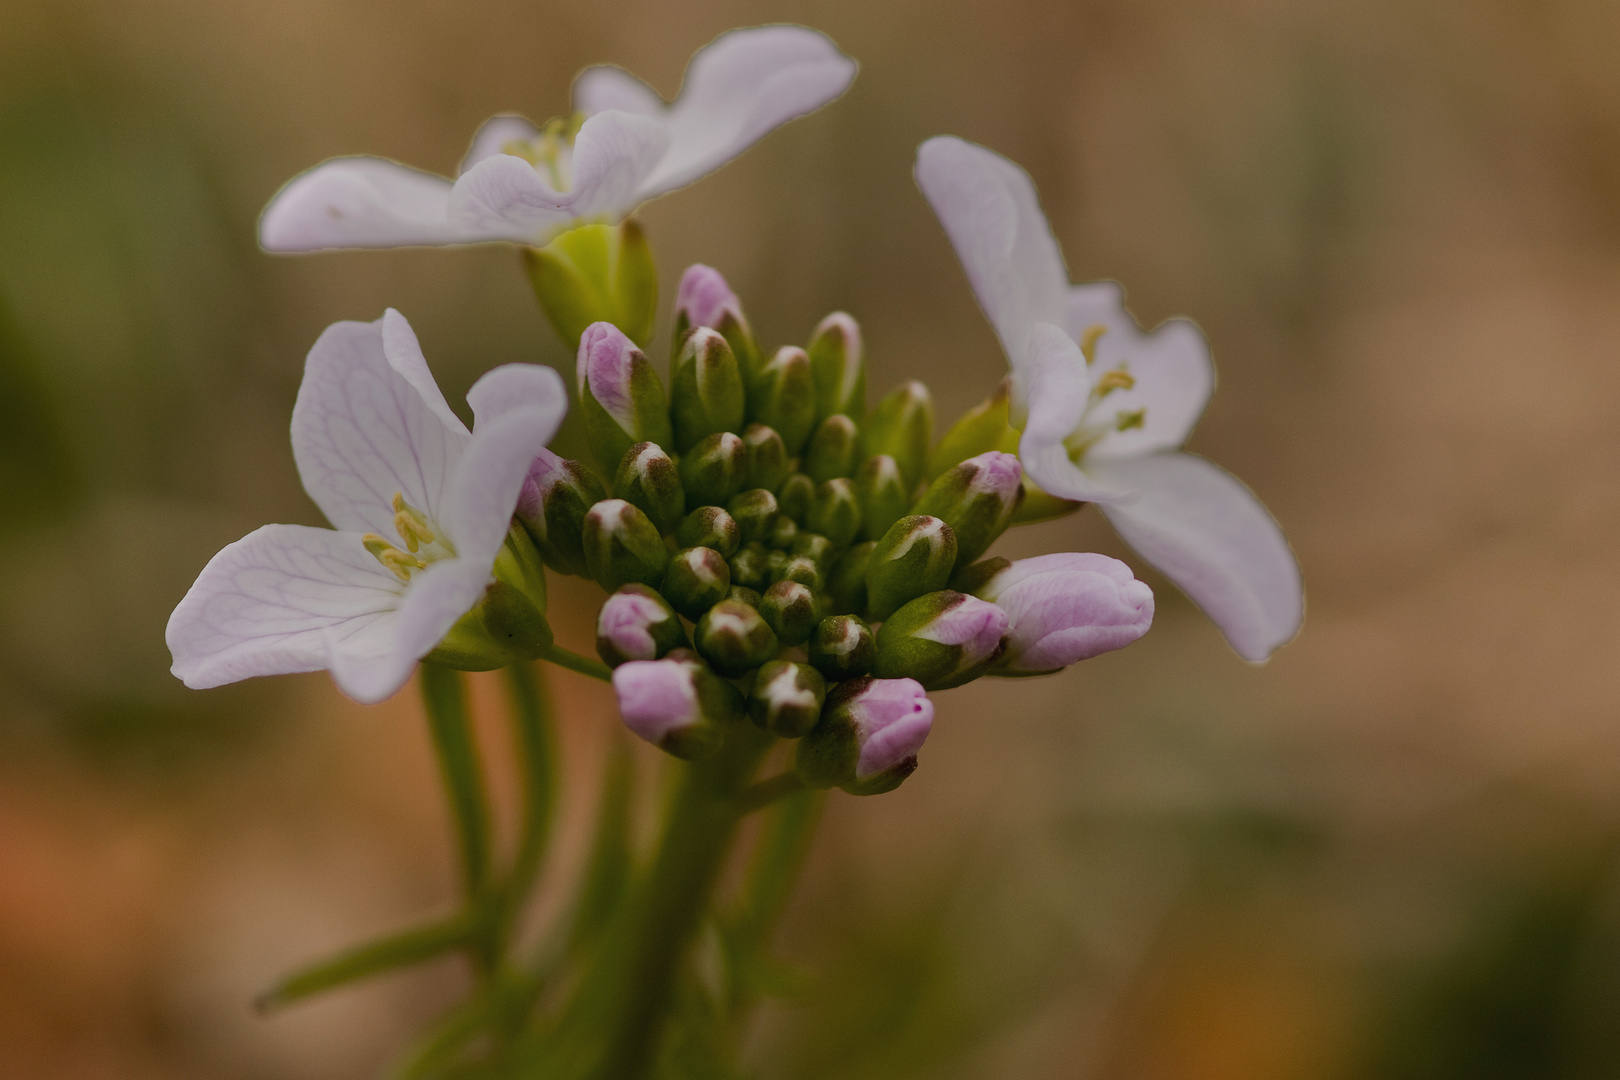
260, 25, 856, 252
914, 136, 1303, 661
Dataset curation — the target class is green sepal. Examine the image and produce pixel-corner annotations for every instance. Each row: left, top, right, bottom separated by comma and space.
807, 478, 861, 549
662, 546, 733, 621
824, 540, 875, 616
694, 599, 780, 677
750, 347, 817, 454
807, 615, 875, 681
806, 311, 866, 422
926, 379, 1015, 481
803, 414, 860, 483
523, 219, 657, 349
582, 498, 670, 591
776, 473, 815, 526
670, 328, 746, 452
747, 660, 827, 738
516, 454, 606, 577
864, 514, 957, 622
612, 442, 686, 536
678, 431, 748, 509
860, 381, 933, 489
675, 505, 740, 557
727, 488, 780, 545
759, 580, 819, 647
742, 423, 790, 491
853, 454, 910, 542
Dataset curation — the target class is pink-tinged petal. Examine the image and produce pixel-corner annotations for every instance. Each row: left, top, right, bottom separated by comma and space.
515, 446, 566, 521
466, 363, 568, 436
979, 551, 1137, 596
563, 110, 672, 220
446, 154, 576, 243
914, 136, 1069, 372
578, 26, 856, 201
1092, 452, 1302, 662
915, 595, 1007, 659
978, 553, 1153, 671
675, 264, 745, 329
849, 678, 934, 781
598, 589, 672, 662
258, 157, 472, 251
1016, 324, 1130, 504
167, 524, 402, 691
613, 659, 701, 746
1084, 317, 1215, 461
577, 321, 640, 431
440, 407, 558, 566
291, 316, 471, 538
459, 114, 541, 175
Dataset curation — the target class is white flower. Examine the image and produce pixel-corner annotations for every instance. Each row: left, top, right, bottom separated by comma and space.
260, 25, 857, 251
166, 310, 566, 703
914, 136, 1303, 661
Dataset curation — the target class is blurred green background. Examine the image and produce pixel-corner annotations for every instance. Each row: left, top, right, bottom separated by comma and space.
4, 0, 1620, 1076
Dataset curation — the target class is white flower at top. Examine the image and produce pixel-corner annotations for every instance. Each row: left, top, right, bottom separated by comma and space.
259, 26, 857, 252
914, 135, 1303, 662
166, 310, 565, 703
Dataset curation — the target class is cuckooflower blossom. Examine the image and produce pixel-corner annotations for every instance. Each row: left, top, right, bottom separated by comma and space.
167, 310, 565, 703
914, 136, 1303, 661
260, 26, 857, 251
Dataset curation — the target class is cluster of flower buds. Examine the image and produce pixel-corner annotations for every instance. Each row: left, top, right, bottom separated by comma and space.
519, 266, 1157, 795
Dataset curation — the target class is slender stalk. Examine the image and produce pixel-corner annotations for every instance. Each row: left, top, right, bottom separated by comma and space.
499, 662, 557, 946
540, 644, 613, 682
736, 770, 808, 815
724, 788, 824, 1027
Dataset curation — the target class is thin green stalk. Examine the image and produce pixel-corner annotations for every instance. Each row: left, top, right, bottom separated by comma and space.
724, 788, 824, 1023
419, 663, 497, 973
736, 770, 808, 815
540, 643, 613, 682
499, 662, 557, 945
257, 912, 476, 1012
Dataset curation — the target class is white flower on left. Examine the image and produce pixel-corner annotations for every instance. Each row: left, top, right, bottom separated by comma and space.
166, 310, 565, 703
259, 25, 856, 251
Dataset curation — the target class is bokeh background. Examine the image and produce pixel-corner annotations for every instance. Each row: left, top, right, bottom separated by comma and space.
5, 0, 1620, 1076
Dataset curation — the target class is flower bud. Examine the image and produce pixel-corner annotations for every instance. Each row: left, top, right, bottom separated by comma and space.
673, 264, 761, 388
429, 527, 554, 669
776, 473, 814, 526
909, 451, 1024, 567
577, 322, 674, 472
873, 591, 1007, 689
865, 515, 957, 622
662, 546, 732, 621
748, 660, 827, 738
670, 327, 746, 452
796, 676, 934, 796
596, 583, 687, 668
525, 220, 656, 349
807, 478, 861, 549
803, 415, 860, 483
742, 423, 790, 492
759, 579, 819, 647
973, 553, 1155, 673
515, 448, 607, 577
694, 598, 780, 677
764, 547, 788, 580
728, 542, 770, 592
675, 505, 740, 557
824, 540, 874, 616
772, 554, 822, 590
612, 650, 741, 760
860, 381, 932, 489
750, 347, 816, 455
728, 584, 762, 608
767, 514, 800, 550
807, 614, 875, 680
789, 532, 835, 571
853, 454, 910, 542
583, 498, 669, 592
806, 312, 865, 422
726, 488, 779, 545
612, 442, 685, 536
926, 380, 1013, 481
678, 431, 747, 509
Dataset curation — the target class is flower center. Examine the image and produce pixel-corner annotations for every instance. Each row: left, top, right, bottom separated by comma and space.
1062, 324, 1146, 459
362, 493, 455, 583
503, 113, 586, 192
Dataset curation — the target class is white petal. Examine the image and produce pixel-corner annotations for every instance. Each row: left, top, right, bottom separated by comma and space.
466, 363, 568, 435
167, 524, 402, 691
446, 154, 575, 243
592, 25, 856, 200
1062, 281, 1130, 341
459, 114, 541, 175
259, 157, 479, 251
1092, 453, 1302, 662
560, 109, 673, 220
291, 314, 470, 538
441, 406, 559, 565
914, 136, 1070, 375
1016, 324, 1130, 504
1083, 316, 1215, 461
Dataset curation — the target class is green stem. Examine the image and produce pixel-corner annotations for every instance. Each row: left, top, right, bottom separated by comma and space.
540, 643, 613, 682
499, 662, 557, 946
736, 770, 809, 814
725, 788, 824, 1026
419, 664, 497, 973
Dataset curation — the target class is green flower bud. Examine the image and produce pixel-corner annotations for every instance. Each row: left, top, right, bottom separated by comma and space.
807, 312, 865, 422
583, 498, 670, 592
796, 676, 933, 796
577, 322, 674, 473
824, 540, 875, 616
748, 660, 827, 738
750, 346, 816, 455
803, 414, 860, 483
764, 547, 788, 579
728, 584, 762, 608
515, 448, 607, 577
742, 424, 790, 492
865, 515, 957, 621
767, 514, 800, 550
678, 431, 748, 509
673, 265, 762, 390
860, 381, 933, 489
613, 442, 685, 536
728, 542, 770, 591
726, 488, 779, 545
524, 220, 656, 349
759, 580, 819, 647
675, 505, 740, 557
853, 454, 910, 542
909, 451, 1024, 567
926, 379, 1015, 481
776, 473, 815, 526
872, 590, 1008, 690
772, 554, 822, 590
789, 531, 835, 571
694, 599, 780, 677
807, 615, 875, 681
807, 478, 861, 549
670, 327, 746, 452
597, 583, 688, 667
661, 546, 733, 621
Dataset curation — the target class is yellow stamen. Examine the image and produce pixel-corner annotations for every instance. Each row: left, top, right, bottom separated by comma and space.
1093, 368, 1136, 395
1115, 408, 1146, 432
391, 492, 436, 553
1079, 324, 1108, 365
363, 532, 426, 582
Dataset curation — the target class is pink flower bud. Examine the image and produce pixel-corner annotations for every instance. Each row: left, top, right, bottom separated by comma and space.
675, 264, 746, 330
578, 321, 640, 428
612, 658, 699, 747
975, 553, 1154, 672
846, 677, 935, 781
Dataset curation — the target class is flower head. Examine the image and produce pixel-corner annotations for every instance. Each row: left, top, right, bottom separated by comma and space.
167, 311, 565, 703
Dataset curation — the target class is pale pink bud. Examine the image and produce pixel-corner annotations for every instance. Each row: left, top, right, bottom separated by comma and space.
847, 677, 935, 781
612, 658, 700, 746
675, 264, 746, 330
976, 553, 1154, 672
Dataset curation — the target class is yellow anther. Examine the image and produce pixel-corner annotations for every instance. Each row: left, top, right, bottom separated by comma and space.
1115, 408, 1147, 432
1093, 368, 1136, 395
363, 532, 426, 583
391, 492, 435, 553
1079, 324, 1108, 365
